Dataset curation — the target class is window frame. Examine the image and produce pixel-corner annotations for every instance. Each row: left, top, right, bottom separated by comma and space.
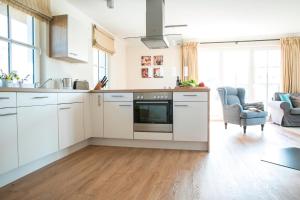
93, 48, 109, 87
0, 3, 37, 83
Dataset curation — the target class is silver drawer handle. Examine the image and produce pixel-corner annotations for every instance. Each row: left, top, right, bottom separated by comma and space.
175, 105, 189, 107
98, 95, 101, 106
0, 97, 10, 100
69, 52, 78, 56
183, 94, 198, 97
119, 105, 132, 107
112, 95, 124, 98
32, 96, 49, 99
0, 113, 17, 117
135, 101, 169, 104
60, 107, 71, 110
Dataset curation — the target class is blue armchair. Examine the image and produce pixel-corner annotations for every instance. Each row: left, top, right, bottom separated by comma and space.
217, 87, 268, 134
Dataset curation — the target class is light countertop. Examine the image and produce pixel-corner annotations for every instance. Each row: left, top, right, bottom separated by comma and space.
0, 87, 210, 93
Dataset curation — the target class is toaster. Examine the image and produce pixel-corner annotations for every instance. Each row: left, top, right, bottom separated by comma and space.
73, 80, 89, 90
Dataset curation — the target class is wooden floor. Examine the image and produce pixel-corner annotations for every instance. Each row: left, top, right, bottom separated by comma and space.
1, 122, 300, 200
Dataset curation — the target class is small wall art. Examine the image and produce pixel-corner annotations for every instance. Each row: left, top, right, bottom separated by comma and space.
153, 55, 163, 66
141, 68, 150, 78
141, 56, 151, 66
153, 68, 163, 78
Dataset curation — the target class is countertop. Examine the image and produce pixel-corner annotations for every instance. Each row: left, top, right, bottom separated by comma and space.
0, 87, 210, 93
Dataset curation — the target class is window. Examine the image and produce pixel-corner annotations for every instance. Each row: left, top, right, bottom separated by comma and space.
0, 3, 36, 83
93, 48, 109, 87
198, 44, 281, 120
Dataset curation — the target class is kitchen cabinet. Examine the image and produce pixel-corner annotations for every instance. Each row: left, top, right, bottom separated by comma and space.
58, 103, 85, 149
90, 93, 104, 138
104, 101, 133, 139
18, 105, 59, 166
173, 101, 208, 142
0, 108, 18, 175
50, 15, 89, 63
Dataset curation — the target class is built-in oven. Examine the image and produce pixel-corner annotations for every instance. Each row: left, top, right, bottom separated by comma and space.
134, 92, 173, 133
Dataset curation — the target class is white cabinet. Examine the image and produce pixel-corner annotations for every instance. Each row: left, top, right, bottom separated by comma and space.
83, 94, 92, 139
0, 108, 18, 175
173, 101, 208, 142
58, 103, 84, 149
90, 94, 104, 138
104, 101, 133, 139
50, 15, 89, 63
18, 105, 59, 166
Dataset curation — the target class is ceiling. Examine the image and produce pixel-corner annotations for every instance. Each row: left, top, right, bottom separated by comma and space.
68, 0, 300, 42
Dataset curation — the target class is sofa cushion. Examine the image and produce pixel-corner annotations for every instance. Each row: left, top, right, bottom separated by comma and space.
240, 110, 268, 119
290, 96, 300, 108
279, 93, 293, 108
290, 108, 300, 115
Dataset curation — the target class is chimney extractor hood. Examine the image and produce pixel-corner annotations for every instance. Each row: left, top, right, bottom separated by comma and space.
141, 36, 169, 49
141, 0, 169, 49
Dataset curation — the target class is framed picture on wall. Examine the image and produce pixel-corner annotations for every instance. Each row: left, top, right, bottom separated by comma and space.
141, 56, 151, 66
141, 68, 150, 78
153, 55, 163, 65
153, 68, 163, 78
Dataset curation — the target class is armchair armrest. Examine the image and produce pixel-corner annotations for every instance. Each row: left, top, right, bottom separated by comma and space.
224, 104, 243, 113
223, 104, 243, 124
269, 101, 291, 113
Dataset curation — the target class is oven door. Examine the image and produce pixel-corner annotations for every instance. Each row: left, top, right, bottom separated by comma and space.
134, 100, 173, 133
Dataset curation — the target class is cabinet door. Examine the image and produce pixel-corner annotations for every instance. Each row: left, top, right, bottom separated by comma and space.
104, 102, 133, 139
58, 103, 84, 149
67, 16, 89, 62
174, 102, 208, 142
0, 108, 18, 175
18, 105, 59, 166
83, 94, 92, 139
90, 94, 104, 138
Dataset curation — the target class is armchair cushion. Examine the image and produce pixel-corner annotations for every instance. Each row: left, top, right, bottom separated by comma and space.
290, 108, 300, 115
290, 96, 300, 108
240, 110, 268, 119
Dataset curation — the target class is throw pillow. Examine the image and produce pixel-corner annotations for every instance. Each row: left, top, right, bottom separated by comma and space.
290, 96, 300, 108
279, 94, 293, 108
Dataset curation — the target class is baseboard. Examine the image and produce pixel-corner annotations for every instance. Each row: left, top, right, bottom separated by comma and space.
0, 140, 88, 188
89, 138, 208, 151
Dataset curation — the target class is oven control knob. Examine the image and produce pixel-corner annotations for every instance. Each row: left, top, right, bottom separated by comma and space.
141, 96, 144, 99
164, 96, 168, 99
157, 96, 160, 99
161, 96, 164, 99
136, 96, 140, 99
153, 96, 157, 99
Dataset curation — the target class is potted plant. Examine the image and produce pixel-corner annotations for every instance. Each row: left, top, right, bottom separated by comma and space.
0, 70, 20, 87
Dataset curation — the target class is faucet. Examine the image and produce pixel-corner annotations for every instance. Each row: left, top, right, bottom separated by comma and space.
35, 78, 53, 88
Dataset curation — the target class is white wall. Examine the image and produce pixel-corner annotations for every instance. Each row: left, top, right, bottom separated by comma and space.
39, 0, 127, 89
126, 43, 181, 89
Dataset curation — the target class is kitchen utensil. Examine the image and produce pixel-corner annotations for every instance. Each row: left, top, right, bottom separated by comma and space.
62, 78, 72, 89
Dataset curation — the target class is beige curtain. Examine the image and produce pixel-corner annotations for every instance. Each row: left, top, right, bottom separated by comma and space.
181, 42, 198, 82
93, 25, 115, 54
0, 0, 51, 22
281, 37, 300, 93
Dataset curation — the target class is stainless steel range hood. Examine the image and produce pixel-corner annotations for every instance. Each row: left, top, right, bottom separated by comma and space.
141, 0, 169, 49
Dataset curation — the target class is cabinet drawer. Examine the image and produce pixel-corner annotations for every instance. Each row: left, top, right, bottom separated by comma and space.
104, 93, 133, 102
17, 93, 58, 107
58, 93, 84, 104
173, 92, 208, 102
0, 92, 16, 108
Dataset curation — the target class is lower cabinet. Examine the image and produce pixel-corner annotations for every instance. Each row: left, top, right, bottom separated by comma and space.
0, 108, 18, 175
18, 105, 59, 166
173, 101, 208, 142
104, 102, 133, 139
90, 93, 104, 138
58, 103, 84, 149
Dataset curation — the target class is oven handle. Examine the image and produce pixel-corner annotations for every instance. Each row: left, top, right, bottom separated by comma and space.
135, 101, 169, 104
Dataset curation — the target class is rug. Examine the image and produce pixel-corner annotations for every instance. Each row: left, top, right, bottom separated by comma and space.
262, 147, 300, 171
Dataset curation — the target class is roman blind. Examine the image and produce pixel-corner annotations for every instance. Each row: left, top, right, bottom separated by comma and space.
93, 25, 115, 54
0, 0, 51, 22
